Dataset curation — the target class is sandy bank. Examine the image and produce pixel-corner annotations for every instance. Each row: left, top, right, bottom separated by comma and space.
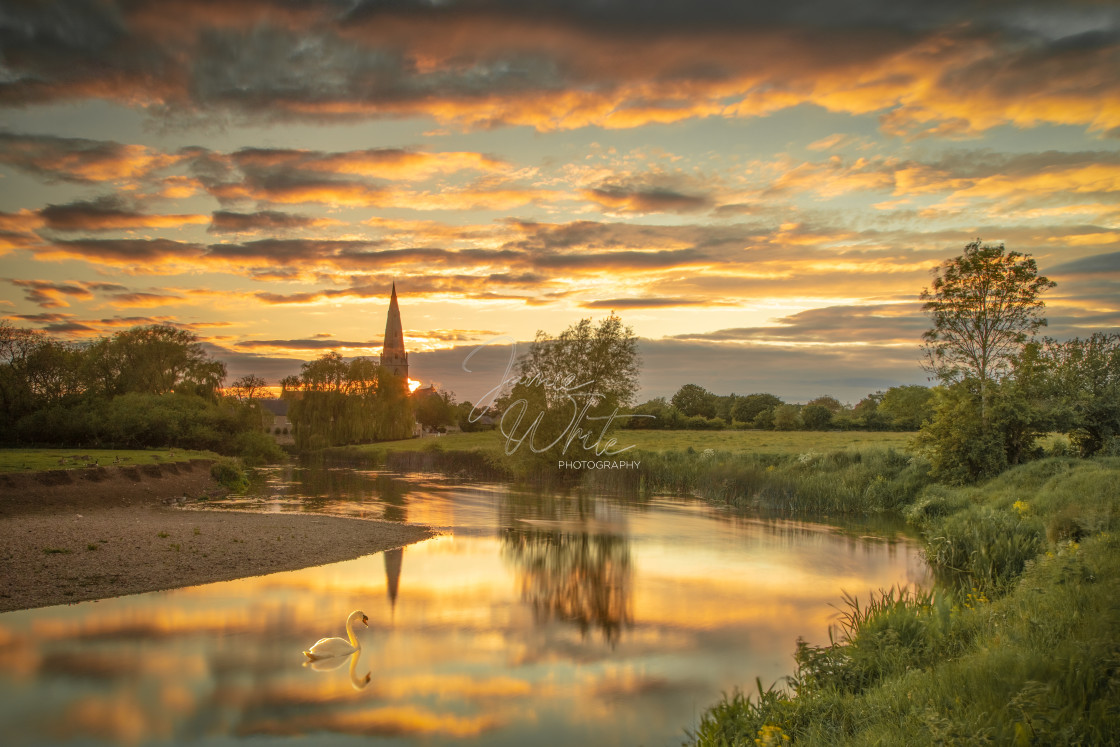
0, 461, 434, 613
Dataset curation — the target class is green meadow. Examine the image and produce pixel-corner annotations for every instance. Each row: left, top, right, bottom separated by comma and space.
332, 427, 915, 458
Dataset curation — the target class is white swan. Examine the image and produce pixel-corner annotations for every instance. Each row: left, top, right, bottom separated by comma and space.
303, 610, 368, 661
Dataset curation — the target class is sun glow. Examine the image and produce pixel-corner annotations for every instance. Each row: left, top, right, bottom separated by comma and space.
408, 379, 422, 393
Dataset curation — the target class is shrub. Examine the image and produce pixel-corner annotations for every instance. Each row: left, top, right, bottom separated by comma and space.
210, 457, 249, 492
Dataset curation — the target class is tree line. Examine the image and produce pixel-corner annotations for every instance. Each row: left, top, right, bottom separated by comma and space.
0, 322, 279, 463
512, 240, 1116, 486
625, 384, 935, 432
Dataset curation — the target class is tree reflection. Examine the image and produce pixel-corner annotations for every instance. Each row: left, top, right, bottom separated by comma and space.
500, 529, 632, 643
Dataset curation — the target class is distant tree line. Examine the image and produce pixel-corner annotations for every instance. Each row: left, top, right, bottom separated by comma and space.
624, 384, 935, 432
0, 322, 280, 463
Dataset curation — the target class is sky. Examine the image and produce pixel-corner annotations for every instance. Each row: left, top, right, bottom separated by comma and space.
1, 0, 1118, 405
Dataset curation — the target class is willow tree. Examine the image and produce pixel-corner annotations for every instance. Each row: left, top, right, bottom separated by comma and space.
920, 239, 1055, 426
282, 352, 412, 450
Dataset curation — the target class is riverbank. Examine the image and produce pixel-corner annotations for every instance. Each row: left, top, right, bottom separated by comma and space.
689, 456, 1120, 745
0, 461, 434, 612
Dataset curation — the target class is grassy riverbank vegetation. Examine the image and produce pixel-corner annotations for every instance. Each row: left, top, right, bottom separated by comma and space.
690, 456, 1120, 745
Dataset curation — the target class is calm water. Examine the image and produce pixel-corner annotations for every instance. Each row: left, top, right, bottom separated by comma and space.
0, 466, 929, 746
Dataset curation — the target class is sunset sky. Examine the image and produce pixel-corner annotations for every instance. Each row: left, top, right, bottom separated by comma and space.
1, 0, 1118, 404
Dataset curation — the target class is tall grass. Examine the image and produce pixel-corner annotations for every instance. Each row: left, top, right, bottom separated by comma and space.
591, 446, 931, 515
690, 458, 1120, 745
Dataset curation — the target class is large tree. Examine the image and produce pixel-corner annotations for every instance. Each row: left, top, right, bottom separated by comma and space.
920, 239, 1055, 425
500, 314, 640, 468
671, 383, 717, 418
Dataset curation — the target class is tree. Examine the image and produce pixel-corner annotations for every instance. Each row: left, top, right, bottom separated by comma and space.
772, 403, 802, 431
671, 384, 717, 418
806, 395, 843, 414
915, 377, 1047, 484
283, 352, 413, 449
852, 392, 886, 430
517, 314, 640, 411
227, 374, 267, 403
801, 404, 833, 430
877, 385, 934, 430
500, 315, 640, 469
414, 388, 457, 430
1030, 333, 1120, 456
920, 239, 1055, 425
732, 393, 783, 425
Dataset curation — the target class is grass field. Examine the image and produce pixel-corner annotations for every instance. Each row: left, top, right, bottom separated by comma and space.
0, 448, 218, 473
367, 428, 917, 457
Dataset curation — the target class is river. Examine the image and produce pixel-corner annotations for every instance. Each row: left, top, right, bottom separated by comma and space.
0, 465, 929, 746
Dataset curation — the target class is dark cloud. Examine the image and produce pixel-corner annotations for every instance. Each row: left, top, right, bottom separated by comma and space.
42, 320, 99, 334
5, 279, 123, 308
205, 238, 377, 262
0, 132, 174, 183
533, 249, 708, 270
199, 342, 306, 384
671, 304, 929, 344
208, 210, 327, 233
0, 1, 1114, 135
44, 238, 205, 262
584, 181, 712, 214
582, 297, 713, 309
38, 196, 205, 231
235, 338, 378, 350
1049, 251, 1120, 275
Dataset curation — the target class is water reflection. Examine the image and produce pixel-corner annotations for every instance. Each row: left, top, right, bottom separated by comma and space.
0, 469, 932, 746
304, 650, 371, 691
502, 529, 632, 643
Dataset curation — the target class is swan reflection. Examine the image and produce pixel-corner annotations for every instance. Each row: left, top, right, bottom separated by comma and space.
303, 649, 371, 690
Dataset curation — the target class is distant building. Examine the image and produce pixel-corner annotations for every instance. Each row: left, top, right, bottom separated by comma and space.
381, 283, 408, 381
259, 398, 294, 445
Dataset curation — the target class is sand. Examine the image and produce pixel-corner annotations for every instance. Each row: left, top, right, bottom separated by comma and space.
0, 460, 434, 612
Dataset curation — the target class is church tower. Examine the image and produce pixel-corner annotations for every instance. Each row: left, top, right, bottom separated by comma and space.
381, 283, 408, 381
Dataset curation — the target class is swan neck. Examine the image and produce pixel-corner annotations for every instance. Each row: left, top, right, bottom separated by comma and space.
345, 616, 359, 647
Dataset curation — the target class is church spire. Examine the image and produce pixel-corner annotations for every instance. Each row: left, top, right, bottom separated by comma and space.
381, 283, 408, 380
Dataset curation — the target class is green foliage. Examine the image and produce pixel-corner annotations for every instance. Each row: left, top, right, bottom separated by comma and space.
496, 314, 640, 475
920, 239, 1055, 392
229, 430, 284, 467
1026, 333, 1120, 457
0, 323, 279, 463
283, 351, 414, 449
414, 387, 457, 429
772, 403, 802, 431
732, 393, 783, 425
692, 458, 1120, 746
915, 377, 1048, 484
209, 456, 249, 492
625, 446, 929, 515
877, 385, 934, 430
671, 383, 717, 418
800, 404, 833, 430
